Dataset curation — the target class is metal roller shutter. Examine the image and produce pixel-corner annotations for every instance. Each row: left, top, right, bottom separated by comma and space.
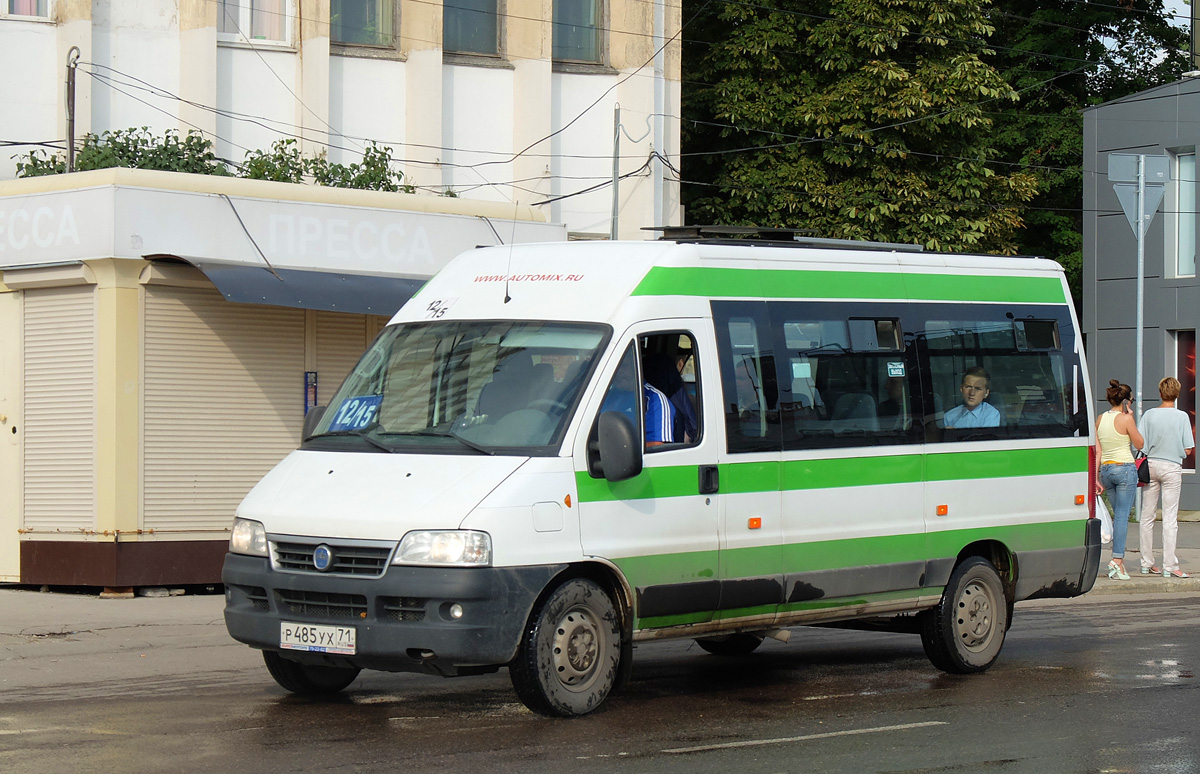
143, 287, 304, 534
314, 311, 368, 401
23, 286, 97, 532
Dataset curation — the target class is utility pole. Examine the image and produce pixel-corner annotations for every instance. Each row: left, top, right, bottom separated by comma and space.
652, 0, 665, 230
66, 46, 80, 172
610, 104, 620, 240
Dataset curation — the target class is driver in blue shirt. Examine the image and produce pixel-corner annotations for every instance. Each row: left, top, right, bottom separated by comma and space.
600, 357, 676, 446
944, 366, 1000, 429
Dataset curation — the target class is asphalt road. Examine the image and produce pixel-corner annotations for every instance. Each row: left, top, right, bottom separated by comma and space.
2, 591, 1198, 774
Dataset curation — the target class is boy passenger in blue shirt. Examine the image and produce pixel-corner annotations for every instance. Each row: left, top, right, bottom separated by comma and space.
944, 366, 1001, 429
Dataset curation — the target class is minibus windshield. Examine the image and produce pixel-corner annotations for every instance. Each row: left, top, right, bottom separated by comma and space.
305, 320, 609, 455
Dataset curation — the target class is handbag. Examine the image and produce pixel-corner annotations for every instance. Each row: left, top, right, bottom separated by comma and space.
1096, 495, 1113, 544
1134, 450, 1150, 487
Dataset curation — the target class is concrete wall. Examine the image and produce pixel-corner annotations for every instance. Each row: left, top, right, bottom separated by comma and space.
1, 0, 682, 237
1084, 79, 1200, 509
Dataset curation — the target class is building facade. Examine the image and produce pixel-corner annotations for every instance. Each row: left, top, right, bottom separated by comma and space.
0, 169, 565, 586
1, 0, 682, 238
1083, 79, 1200, 509
0, 1, 679, 587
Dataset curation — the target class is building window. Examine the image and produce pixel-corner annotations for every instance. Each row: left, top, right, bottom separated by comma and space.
553, 0, 600, 63
331, 0, 395, 47
218, 0, 290, 43
444, 0, 499, 55
6, 0, 49, 16
1177, 330, 1196, 471
1177, 152, 1196, 277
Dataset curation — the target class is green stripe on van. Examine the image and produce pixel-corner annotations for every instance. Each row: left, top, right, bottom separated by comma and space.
638, 589, 934, 629
631, 266, 1066, 304
624, 518, 1086, 628
614, 519, 1085, 591
575, 446, 1086, 503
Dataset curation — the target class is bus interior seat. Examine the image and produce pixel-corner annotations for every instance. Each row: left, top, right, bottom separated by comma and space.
477, 352, 534, 419
831, 392, 879, 431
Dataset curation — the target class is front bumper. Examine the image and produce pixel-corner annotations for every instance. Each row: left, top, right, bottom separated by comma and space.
222, 552, 566, 675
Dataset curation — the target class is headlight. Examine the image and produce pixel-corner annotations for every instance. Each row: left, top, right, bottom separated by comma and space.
230, 518, 268, 557
395, 530, 491, 567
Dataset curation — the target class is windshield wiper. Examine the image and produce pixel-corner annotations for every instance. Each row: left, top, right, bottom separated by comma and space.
398, 428, 497, 456
310, 428, 396, 453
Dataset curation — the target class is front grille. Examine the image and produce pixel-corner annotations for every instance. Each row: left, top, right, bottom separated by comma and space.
278, 590, 367, 619
238, 585, 270, 611
381, 597, 428, 622
274, 540, 393, 577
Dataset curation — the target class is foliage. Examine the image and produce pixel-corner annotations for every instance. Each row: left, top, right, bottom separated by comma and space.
15, 131, 416, 194
306, 141, 416, 193
241, 138, 307, 183
16, 127, 231, 177
982, 0, 1189, 310
682, 0, 1039, 254
14, 149, 66, 177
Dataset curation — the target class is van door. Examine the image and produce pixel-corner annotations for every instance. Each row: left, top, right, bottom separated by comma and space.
763, 300, 927, 618
575, 324, 720, 630
712, 301, 784, 625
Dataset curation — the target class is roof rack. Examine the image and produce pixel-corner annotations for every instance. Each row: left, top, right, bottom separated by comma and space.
646, 225, 924, 253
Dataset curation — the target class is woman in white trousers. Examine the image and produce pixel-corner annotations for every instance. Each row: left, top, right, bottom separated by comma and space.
1139, 377, 1196, 578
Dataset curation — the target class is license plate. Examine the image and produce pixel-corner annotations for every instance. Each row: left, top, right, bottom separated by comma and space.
280, 622, 356, 655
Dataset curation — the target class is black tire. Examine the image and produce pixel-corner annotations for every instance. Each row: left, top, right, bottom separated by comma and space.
695, 632, 763, 656
509, 578, 623, 717
262, 650, 361, 695
919, 556, 1008, 674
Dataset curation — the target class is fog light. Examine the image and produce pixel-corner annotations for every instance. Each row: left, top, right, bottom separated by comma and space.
449, 603, 464, 619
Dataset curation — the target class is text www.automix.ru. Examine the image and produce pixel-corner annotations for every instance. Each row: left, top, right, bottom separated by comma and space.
473, 274, 585, 282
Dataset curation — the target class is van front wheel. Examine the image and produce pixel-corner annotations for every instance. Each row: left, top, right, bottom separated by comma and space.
262, 651, 360, 695
510, 578, 622, 717
919, 556, 1008, 674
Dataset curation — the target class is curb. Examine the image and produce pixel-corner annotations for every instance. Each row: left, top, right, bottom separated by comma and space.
1086, 575, 1200, 595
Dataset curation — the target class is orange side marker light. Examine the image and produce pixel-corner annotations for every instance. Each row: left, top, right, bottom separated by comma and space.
748, 517, 762, 530
1075, 495, 1086, 505
936, 505, 949, 516
564, 494, 572, 508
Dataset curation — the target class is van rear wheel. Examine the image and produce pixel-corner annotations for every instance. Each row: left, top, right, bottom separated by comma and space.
919, 556, 1008, 674
262, 651, 361, 695
509, 578, 622, 717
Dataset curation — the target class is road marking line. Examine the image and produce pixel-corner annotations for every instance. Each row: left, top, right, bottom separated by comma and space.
662, 721, 948, 754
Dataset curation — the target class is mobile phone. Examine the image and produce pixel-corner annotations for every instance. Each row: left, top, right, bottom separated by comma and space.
1122, 399, 1131, 413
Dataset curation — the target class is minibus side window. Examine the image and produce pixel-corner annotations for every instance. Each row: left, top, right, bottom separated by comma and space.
768, 301, 919, 450
918, 312, 1078, 442
712, 301, 781, 453
592, 331, 702, 457
641, 331, 702, 447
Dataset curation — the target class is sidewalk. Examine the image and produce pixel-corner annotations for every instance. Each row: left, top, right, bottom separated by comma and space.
1084, 513, 1200, 595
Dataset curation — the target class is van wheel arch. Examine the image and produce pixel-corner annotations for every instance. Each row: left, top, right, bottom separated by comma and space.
957, 540, 1017, 613
512, 563, 634, 707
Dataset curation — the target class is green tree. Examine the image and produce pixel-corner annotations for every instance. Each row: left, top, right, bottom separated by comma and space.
982, 0, 1188, 307
682, 0, 1040, 253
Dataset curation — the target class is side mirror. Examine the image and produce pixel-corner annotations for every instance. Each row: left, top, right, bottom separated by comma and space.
597, 411, 643, 482
302, 405, 327, 440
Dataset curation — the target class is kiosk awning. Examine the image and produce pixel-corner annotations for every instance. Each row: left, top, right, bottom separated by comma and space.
186, 260, 423, 315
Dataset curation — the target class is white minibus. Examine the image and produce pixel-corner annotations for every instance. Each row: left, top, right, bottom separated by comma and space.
223, 235, 1101, 716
